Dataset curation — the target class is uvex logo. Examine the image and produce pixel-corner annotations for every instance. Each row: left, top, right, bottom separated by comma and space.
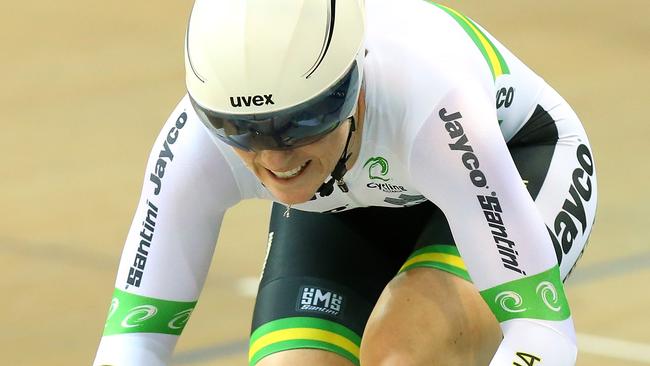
229, 94, 274, 107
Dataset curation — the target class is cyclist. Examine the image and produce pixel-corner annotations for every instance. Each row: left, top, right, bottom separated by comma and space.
94, 0, 597, 365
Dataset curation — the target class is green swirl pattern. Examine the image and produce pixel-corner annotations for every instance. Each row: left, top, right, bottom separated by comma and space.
480, 266, 570, 322
103, 288, 197, 336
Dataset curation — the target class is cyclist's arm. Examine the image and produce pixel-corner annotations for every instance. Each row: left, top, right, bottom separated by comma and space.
408, 84, 577, 365
93, 99, 242, 366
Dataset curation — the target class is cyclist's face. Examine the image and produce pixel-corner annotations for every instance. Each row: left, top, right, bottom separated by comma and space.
231, 120, 352, 204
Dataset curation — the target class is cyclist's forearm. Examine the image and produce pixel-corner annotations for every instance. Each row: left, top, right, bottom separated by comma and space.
94, 333, 177, 366
94, 99, 241, 365
490, 318, 577, 366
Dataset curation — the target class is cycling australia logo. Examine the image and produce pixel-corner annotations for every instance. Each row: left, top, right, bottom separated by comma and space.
363, 156, 406, 193
297, 286, 343, 316
364, 156, 390, 181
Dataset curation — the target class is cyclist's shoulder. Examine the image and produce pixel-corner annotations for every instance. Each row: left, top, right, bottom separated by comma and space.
366, 0, 493, 51
366, 1, 522, 89
367, 0, 459, 24
365, 2, 498, 100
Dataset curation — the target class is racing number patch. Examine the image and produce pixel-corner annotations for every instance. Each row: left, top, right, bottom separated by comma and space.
513, 351, 541, 366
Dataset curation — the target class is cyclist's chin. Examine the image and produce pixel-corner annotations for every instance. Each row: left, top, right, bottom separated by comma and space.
266, 183, 320, 205
261, 169, 324, 205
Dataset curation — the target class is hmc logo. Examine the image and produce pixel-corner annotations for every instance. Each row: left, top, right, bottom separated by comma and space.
363, 156, 390, 181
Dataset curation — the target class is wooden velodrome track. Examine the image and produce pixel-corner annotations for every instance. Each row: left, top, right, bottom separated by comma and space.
2, 1, 648, 365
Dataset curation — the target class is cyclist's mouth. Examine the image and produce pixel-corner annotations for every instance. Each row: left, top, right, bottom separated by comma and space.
268, 160, 311, 180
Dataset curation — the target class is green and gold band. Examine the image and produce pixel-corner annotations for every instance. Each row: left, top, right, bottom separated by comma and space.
398, 245, 471, 282
249, 317, 361, 366
427, 2, 510, 80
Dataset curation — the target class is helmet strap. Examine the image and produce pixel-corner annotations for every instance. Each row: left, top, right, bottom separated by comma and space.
316, 117, 356, 198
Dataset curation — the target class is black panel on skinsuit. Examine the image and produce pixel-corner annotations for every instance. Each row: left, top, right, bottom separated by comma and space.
507, 105, 560, 200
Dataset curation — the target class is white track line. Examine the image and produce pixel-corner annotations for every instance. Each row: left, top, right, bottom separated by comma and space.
234, 276, 259, 298
578, 333, 650, 363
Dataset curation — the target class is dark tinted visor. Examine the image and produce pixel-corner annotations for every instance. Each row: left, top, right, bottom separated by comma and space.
190, 61, 360, 151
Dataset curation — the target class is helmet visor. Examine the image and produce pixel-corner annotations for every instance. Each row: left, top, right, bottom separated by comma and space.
190, 61, 361, 151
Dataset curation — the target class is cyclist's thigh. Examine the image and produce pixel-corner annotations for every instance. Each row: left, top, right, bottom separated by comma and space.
255, 349, 353, 366
361, 206, 501, 365
362, 267, 502, 365
251, 203, 432, 366
508, 87, 598, 279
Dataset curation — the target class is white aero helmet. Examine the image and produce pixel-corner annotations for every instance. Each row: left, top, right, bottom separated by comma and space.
185, 0, 365, 151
